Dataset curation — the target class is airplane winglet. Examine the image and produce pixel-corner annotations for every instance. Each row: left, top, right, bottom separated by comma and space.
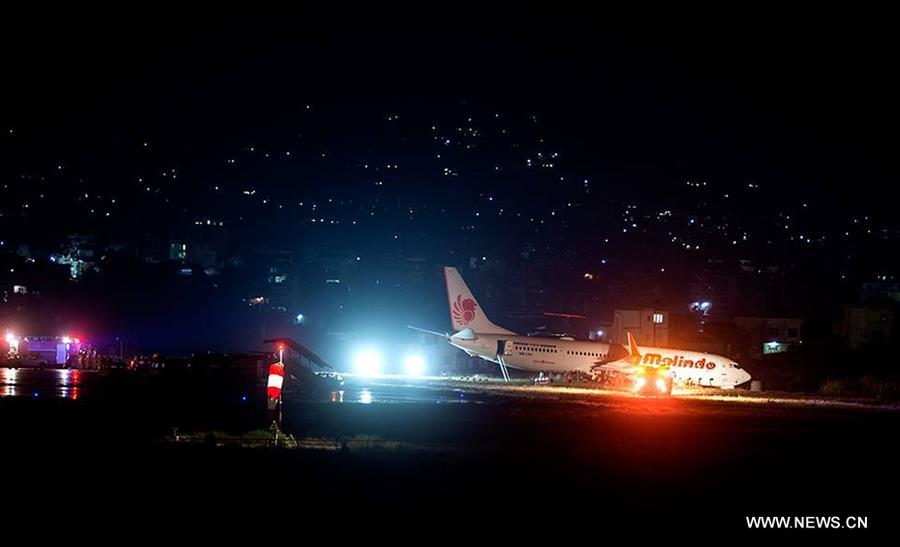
627, 331, 641, 357
626, 332, 642, 365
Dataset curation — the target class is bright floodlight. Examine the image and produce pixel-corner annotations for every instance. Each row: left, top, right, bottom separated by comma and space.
403, 354, 426, 376
353, 349, 383, 377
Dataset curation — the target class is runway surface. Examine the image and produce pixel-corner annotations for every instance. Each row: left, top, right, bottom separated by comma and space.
1, 369, 896, 532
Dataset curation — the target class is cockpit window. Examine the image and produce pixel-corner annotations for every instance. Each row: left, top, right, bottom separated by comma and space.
732, 363, 741, 369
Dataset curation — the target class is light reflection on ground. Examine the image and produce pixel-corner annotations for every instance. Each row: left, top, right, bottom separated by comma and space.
0, 367, 84, 399
328, 373, 900, 411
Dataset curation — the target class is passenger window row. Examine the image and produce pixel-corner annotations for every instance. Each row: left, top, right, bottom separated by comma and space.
518, 346, 557, 353
566, 350, 605, 357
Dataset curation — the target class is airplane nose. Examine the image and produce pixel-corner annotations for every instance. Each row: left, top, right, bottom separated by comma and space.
740, 370, 752, 385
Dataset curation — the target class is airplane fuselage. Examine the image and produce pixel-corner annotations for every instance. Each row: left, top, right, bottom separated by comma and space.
451, 333, 751, 388
450, 333, 616, 372
627, 344, 751, 388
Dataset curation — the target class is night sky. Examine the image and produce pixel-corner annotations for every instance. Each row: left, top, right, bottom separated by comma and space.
2, 9, 898, 354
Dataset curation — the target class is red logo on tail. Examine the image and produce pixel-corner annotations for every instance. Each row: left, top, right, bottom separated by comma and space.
452, 295, 478, 326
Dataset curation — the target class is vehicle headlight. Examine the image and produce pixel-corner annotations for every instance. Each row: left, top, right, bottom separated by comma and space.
403, 354, 426, 376
353, 349, 383, 377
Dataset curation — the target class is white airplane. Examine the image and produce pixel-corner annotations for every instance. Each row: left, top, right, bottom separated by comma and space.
613, 330, 751, 389
413, 267, 751, 389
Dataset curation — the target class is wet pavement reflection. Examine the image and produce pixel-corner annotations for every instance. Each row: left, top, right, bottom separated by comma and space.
1, 368, 86, 399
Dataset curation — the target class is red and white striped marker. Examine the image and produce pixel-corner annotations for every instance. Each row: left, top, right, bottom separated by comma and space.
267, 362, 285, 400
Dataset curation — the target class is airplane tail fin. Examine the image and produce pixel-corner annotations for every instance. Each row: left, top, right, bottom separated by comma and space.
444, 267, 515, 334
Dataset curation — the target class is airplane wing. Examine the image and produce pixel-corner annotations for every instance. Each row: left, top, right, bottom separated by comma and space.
592, 360, 637, 374
590, 332, 642, 374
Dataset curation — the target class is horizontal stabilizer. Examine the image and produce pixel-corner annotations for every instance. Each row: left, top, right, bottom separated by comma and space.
407, 325, 449, 339
450, 327, 476, 340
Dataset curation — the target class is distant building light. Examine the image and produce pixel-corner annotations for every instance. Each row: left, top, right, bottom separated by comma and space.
690, 301, 712, 316
652, 313, 664, 324
763, 341, 788, 355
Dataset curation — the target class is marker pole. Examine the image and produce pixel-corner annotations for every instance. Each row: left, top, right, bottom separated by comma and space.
278, 346, 284, 427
